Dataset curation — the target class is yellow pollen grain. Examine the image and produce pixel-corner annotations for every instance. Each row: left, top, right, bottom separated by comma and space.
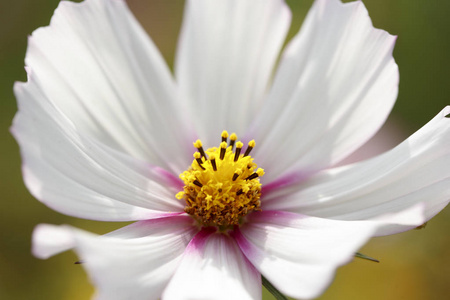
230, 133, 237, 141
193, 140, 203, 148
193, 152, 201, 159
248, 140, 255, 148
221, 130, 229, 139
236, 141, 244, 148
256, 168, 265, 176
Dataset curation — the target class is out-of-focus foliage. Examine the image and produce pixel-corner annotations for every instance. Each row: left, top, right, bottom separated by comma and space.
0, 0, 448, 299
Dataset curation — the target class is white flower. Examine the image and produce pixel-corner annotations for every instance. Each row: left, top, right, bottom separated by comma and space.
12, 0, 449, 299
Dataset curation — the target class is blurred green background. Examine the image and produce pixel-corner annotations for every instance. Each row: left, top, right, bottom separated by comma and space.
1, 0, 449, 299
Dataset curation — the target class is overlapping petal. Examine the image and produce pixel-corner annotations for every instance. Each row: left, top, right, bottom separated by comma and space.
176, 0, 291, 146
12, 71, 185, 221
232, 211, 378, 299
251, 0, 399, 182
33, 216, 198, 300
23, 0, 194, 174
163, 229, 261, 300
263, 107, 450, 236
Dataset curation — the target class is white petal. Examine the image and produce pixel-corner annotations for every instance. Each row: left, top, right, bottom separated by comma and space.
250, 0, 399, 182
32, 224, 75, 259
23, 0, 194, 173
175, 0, 291, 146
163, 230, 261, 300
33, 216, 198, 300
263, 107, 450, 236
232, 211, 378, 300
12, 71, 185, 221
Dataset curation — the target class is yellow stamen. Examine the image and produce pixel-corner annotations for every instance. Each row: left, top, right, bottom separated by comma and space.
256, 168, 265, 177
244, 140, 255, 157
193, 139, 206, 158
193, 179, 203, 187
245, 168, 265, 180
209, 153, 217, 171
219, 142, 227, 160
232, 169, 242, 181
193, 152, 205, 170
229, 133, 237, 149
177, 132, 264, 227
221, 130, 229, 143
234, 141, 244, 162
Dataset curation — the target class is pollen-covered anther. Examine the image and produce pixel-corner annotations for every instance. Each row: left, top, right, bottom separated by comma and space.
210, 154, 217, 171
193, 152, 205, 170
229, 133, 237, 149
244, 140, 255, 157
177, 132, 263, 227
245, 168, 265, 181
232, 170, 242, 181
219, 142, 227, 160
193, 139, 206, 158
221, 130, 229, 143
193, 179, 203, 188
234, 141, 244, 162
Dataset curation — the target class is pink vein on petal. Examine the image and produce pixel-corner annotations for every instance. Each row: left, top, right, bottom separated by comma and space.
229, 228, 255, 258
245, 210, 306, 223
184, 227, 217, 254
150, 165, 184, 190
262, 170, 313, 195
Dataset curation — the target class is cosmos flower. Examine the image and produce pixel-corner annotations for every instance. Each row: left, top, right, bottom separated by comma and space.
12, 0, 450, 299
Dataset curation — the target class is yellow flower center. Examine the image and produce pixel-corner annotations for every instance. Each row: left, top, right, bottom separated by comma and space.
176, 131, 264, 228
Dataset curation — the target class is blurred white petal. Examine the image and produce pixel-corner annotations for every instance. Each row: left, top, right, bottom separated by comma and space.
23, 0, 194, 173
251, 0, 398, 183
12, 71, 185, 221
232, 211, 378, 299
163, 229, 261, 300
33, 216, 197, 300
176, 0, 291, 145
263, 107, 450, 236
32, 224, 75, 259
